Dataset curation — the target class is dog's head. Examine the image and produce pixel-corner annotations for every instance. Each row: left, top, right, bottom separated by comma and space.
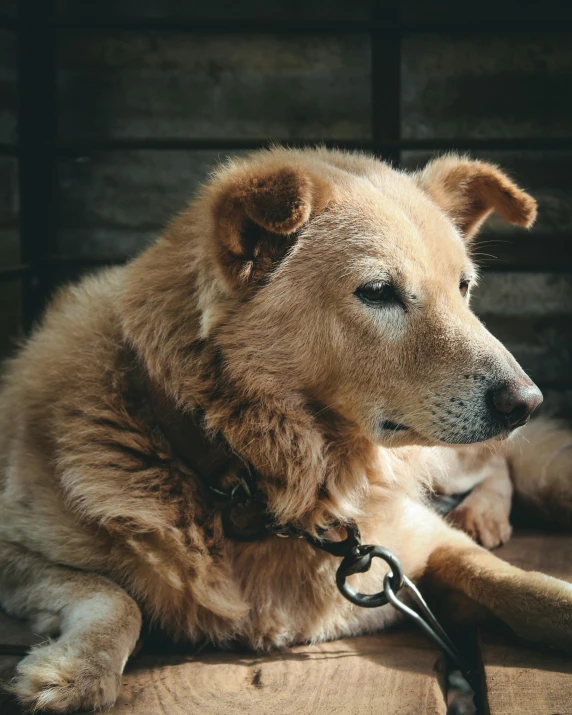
196, 148, 542, 446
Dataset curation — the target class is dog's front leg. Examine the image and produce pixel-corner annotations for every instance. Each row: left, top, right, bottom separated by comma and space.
405, 504, 572, 651
447, 455, 513, 549
426, 541, 572, 650
0, 541, 142, 713
372, 498, 572, 652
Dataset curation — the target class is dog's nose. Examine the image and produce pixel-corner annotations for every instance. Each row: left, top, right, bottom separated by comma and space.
489, 382, 543, 429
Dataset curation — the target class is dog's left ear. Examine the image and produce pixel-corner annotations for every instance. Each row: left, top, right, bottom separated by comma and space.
416, 155, 537, 241
212, 163, 328, 289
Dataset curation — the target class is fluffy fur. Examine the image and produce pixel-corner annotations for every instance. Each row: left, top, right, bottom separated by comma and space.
1, 147, 572, 713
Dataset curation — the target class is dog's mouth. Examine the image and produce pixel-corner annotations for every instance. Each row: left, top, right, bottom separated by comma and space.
380, 420, 410, 432
379, 407, 532, 445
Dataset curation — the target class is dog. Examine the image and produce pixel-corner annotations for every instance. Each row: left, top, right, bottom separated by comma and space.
1, 147, 572, 713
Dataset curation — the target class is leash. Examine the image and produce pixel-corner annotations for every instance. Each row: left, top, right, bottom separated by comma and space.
143, 372, 464, 672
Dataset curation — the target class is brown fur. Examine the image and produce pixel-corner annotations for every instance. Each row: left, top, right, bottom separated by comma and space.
417, 155, 537, 239
1, 147, 571, 713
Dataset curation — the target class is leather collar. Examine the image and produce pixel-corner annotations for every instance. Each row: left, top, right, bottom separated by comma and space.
143, 369, 279, 540
143, 370, 244, 486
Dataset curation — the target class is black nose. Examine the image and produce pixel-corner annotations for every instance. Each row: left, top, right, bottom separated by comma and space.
489, 382, 543, 429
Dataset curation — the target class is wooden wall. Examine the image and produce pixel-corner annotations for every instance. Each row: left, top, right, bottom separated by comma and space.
1, 1, 571, 413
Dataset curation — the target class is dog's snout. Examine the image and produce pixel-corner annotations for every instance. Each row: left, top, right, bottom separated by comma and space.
488, 382, 543, 429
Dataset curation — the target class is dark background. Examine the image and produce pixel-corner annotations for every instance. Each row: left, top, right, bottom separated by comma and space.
1, 0, 572, 414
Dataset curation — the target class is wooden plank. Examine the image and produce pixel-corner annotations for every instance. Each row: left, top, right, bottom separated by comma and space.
479, 531, 572, 715
57, 33, 371, 141
114, 632, 447, 715
479, 625, 572, 715
401, 35, 572, 140
57, 149, 246, 257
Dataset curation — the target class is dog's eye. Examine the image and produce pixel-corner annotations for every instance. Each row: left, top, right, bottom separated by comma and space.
459, 279, 470, 298
355, 282, 400, 307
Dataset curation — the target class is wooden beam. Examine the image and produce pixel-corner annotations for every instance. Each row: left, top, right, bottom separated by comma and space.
114, 633, 447, 715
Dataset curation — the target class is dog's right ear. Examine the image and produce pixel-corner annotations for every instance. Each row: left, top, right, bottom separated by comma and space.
211, 163, 328, 290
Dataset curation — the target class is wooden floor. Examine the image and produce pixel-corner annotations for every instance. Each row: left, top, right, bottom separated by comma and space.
1, 530, 571, 715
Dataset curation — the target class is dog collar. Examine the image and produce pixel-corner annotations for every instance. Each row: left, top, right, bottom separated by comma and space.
143, 369, 276, 540
143, 369, 237, 484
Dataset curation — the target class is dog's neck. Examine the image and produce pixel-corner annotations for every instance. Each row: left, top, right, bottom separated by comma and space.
120, 244, 396, 531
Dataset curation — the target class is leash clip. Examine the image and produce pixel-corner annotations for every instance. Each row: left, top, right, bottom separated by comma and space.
309, 522, 464, 673
335, 545, 403, 608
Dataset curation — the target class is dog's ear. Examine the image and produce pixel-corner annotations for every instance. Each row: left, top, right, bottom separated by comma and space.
212, 163, 327, 289
416, 155, 537, 241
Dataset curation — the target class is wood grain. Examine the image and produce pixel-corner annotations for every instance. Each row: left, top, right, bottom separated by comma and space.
113, 632, 447, 715
479, 531, 572, 715
401, 35, 572, 140
478, 625, 572, 715
495, 530, 572, 580
58, 33, 371, 142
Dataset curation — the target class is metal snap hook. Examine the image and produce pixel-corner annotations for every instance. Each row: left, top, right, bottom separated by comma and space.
335, 545, 404, 608
306, 522, 362, 557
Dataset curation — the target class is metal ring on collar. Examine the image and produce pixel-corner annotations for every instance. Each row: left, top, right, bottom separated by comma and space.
221, 495, 270, 543
335, 545, 404, 608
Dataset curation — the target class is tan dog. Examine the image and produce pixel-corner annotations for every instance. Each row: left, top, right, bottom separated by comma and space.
1, 147, 572, 713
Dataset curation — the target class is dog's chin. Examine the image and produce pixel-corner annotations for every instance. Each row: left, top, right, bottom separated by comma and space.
432, 423, 518, 446
493, 423, 528, 442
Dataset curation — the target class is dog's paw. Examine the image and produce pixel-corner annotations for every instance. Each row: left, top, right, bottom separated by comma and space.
10, 641, 123, 713
497, 571, 572, 652
448, 496, 512, 550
